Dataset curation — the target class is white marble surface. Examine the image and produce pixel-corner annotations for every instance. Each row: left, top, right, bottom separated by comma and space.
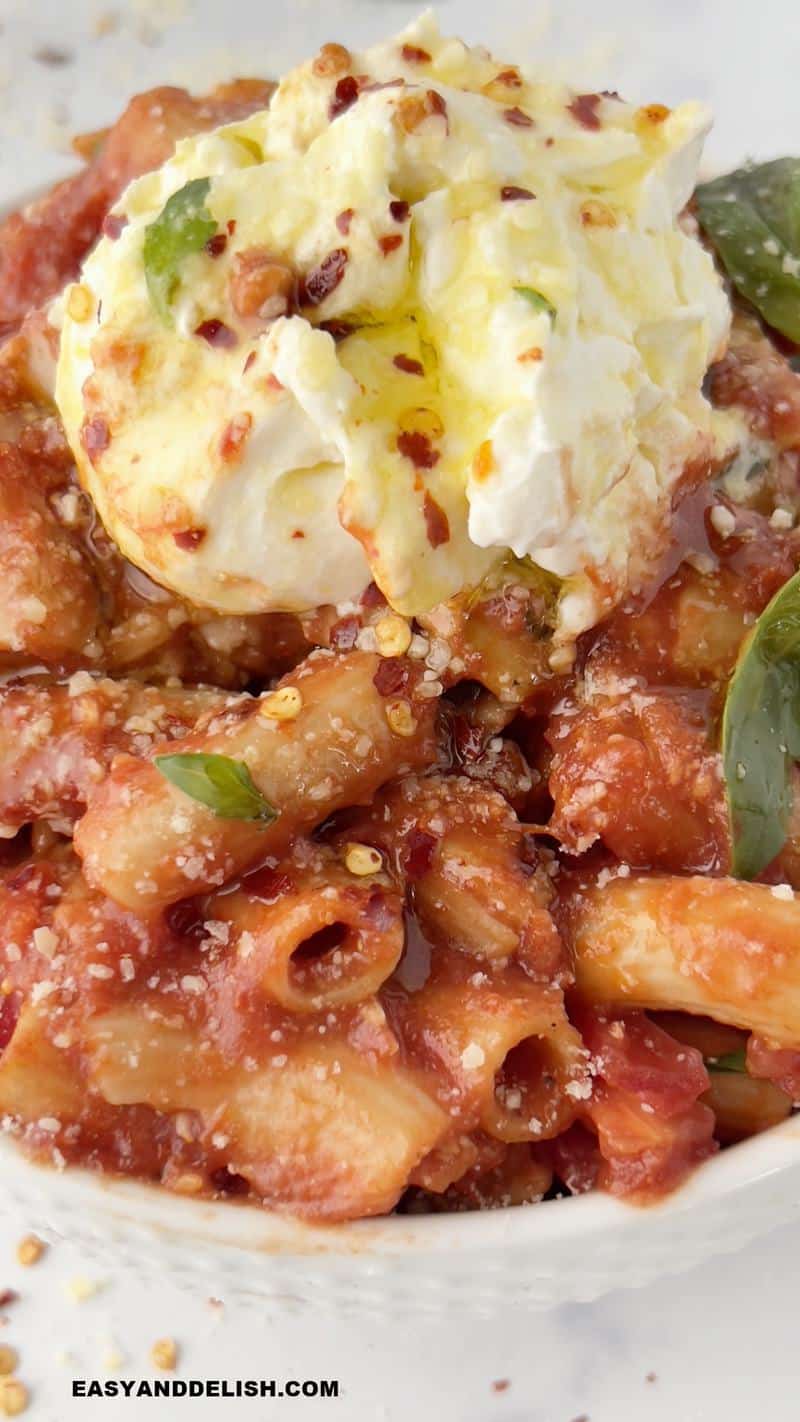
0, 1216, 797, 1420
1, 0, 799, 1415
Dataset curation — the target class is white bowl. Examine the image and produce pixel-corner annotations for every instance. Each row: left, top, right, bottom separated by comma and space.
2, 1123, 800, 1315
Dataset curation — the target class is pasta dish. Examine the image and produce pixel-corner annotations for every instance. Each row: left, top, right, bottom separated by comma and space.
0, 13, 799, 1221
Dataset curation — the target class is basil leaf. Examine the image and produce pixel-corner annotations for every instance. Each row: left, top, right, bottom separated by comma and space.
696, 159, 800, 342
707, 1050, 748, 1074
154, 753, 278, 823
722, 568, 800, 879
143, 178, 217, 324
514, 285, 556, 321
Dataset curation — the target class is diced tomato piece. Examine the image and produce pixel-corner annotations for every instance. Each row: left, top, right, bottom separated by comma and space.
747, 1036, 800, 1101
591, 1092, 717, 1198
576, 1007, 710, 1118
538, 1122, 600, 1195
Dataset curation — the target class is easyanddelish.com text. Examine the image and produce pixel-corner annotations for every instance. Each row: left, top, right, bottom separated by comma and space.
73, 1378, 340, 1400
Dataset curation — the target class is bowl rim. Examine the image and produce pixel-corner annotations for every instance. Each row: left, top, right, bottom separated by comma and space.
3, 1117, 800, 1258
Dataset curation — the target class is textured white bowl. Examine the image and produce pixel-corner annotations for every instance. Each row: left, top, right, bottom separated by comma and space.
2, 1122, 800, 1315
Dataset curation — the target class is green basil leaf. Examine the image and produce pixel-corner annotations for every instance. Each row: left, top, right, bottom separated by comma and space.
143, 178, 217, 324
707, 1050, 748, 1074
514, 285, 556, 321
154, 752, 278, 823
696, 159, 800, 342
722, 568, 800, 879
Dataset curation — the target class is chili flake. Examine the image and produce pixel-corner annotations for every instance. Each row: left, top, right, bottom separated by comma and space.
568, 93, 602, 130
397, 430, 439, 469
379, 233, 404, 256
403, 828, 437, 878
299, 249, 348, 306
373, 657, 411, 696
330, 75, 360, 122
393, 354, 424, 375
173, 527, 206, 551
501, 185, 536, 201
205, 232, 228, 258
102, 213, 127, 241
194, 319, 237, 349
401, 44, 431, 62
423, 491, 450, 547
219, 412, 252, 462
503, 106, 534, 128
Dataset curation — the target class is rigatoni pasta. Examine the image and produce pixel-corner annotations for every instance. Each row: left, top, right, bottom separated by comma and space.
566, 874, 800, 1045
75, 650, 437, 911
210, 841, 405, 1012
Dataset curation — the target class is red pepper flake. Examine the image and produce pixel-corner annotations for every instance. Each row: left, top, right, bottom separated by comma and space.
492, 1381, 511, 1395
396, 90, 448, 134
265, 372, 284, 392
299, 248, 348, 306
503, 106, 534, 128
292, 529, 305, 539
336, 207, 354, 235
361, 581, 387, 611
329, 74, 360, 122
495, 68, 522, 87
243, 865, 293, 902
427, 90, 448, 121
373, 657, 411, 697
397, 429, 439, 469
393, 353, 424, 376
227, 219, 237, 235
173, 526, 207, 551
379, 233, 404, 256
165, 899, 206, 941
401, 43, 431, 63
452, 716, 485, 764
0, 1291, 18, 1310
330, 614, 360, 650
320, 319, 355, 343
195, 318, 237, 349
389, 199, 410, 223
423, 491, 450, 547
205, 232, 228, 258
0, 993, 18, 1053
568, 93, 602, 130
403, 828, 437, 879
102, 212, 127, 240
219, 411, 252, 462
80, 416, 110, 462
243, 351, 257, 374
501, 184, 536, 201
